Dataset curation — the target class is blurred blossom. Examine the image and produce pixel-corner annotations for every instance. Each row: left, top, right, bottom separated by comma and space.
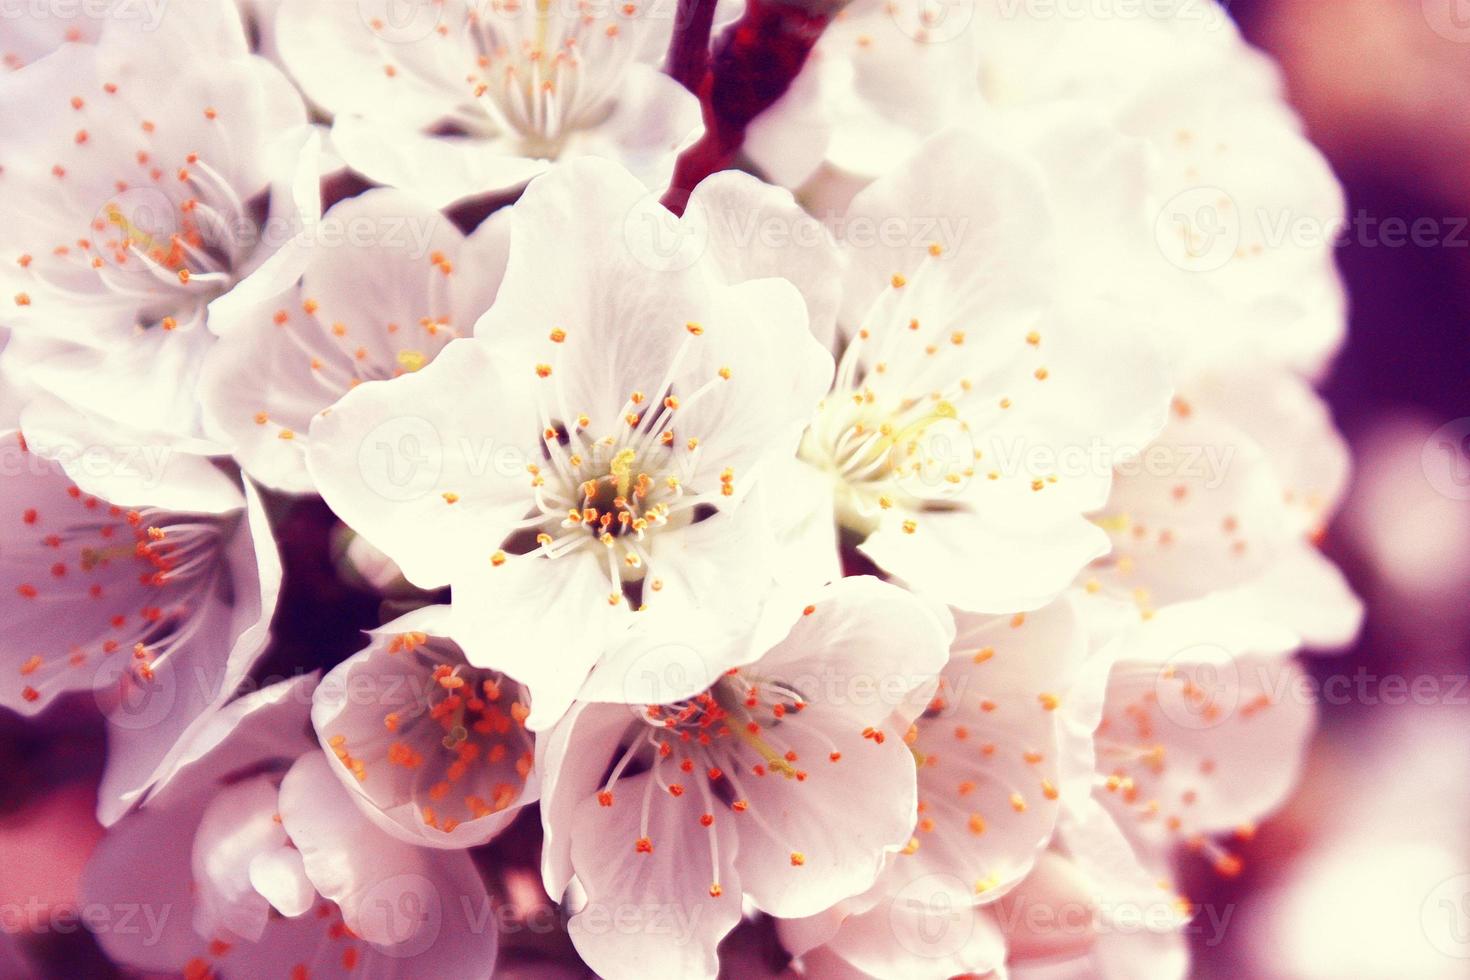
333, 524, 412, 595
1253, 0, 1470, 210
1341, 414, 1470, 635
0, 782, 103, 916
0, 782, 103, 978
1244, 708, 1470, 980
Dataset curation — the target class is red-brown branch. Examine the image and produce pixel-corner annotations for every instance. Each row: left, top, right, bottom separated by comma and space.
660, 0, 848, 213
666, 0, 719, 93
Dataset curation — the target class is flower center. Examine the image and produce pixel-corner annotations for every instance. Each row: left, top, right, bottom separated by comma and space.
439, 0, 644, 155
592, 669, 865, 894
17, 147, 252, 333
325, 632, 535, 835
507, 435, 693, 598
799, 247, 994, 531
10, 481, 232, 701
803, 390, 967, 530
487, 325, 734, 607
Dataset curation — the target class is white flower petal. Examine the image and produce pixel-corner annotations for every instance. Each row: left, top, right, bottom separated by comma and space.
566, 770, 743, 980
331, 113, 551, 207
731, 706, 922, 918
861, 508, 1110, 614
278, 751, 497, 964
452, 548, 621, 732
306, 336, 541, 589
687, 169, 844, 347
205, 189, 507, 492
887, 599, 1086, 905
191, 776, 288, 943
538, 701, 636, 901
248, 845, 316, 919
312, 606, 538, 847
96, 479, 282, 825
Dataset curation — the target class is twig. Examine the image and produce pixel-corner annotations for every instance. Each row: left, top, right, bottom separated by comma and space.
660, 0, 850, 213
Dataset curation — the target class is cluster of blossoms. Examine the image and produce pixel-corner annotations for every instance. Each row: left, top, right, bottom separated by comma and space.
0, 0, 1361, 977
